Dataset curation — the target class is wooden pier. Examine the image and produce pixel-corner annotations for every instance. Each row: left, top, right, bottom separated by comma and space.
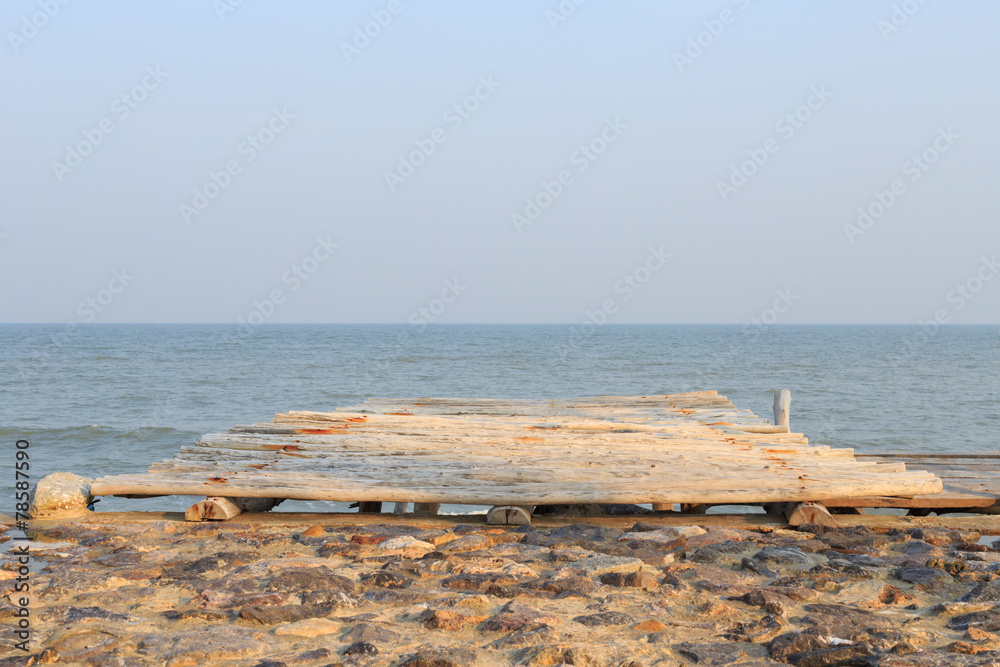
77, 390, 985, 526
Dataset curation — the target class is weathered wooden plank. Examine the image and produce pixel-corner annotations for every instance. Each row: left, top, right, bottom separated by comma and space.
184, 496, 283, 521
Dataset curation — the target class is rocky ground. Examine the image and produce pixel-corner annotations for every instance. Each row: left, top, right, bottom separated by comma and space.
5, 516, 1000, 666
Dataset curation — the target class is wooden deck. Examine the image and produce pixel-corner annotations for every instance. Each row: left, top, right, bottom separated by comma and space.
87, 391, 957, 523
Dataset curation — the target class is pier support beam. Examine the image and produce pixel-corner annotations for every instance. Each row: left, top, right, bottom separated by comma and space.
358, 502, 383, 513
413, 503, 441, 515
486, 505, 534, 526
185, 496, 283, 522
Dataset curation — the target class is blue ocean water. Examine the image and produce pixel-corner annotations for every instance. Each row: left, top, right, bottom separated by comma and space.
1, 324, 998, 513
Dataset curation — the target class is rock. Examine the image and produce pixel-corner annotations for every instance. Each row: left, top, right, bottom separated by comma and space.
742, 557, 780, 578
262, 566, 354, 605
723, 615, 784, 643
379, 535, 435, 550
960, 579, 1000, 602
237, 604, 334, 625
300, 525, 324, 538
572, 610, 634, 626
902, 541, 944, 557
556, 555, 643, 578
359, 570, 412, 589
482, 600, 560, 632
800, 603, 894, 641
439, 534, 492, 553
731, 590, 792, 616
344, 641, 379, 656
272, 618, 339, 637
770, 633, 831, 662
159, 552, 254, 580
451, 557, 539, 579
342, 622, 400, 643
690, 540, 756, 566
754, 546, 813, 567
163, 609, 228, 622
619, 526, 706, 543
599, 571, 659, 589
634, 619, 668, 632
893, 567, 952, 586
675, 642, 748, 665
400, 646, 478, 667
137, 627, 266, 664
947, 608, 1000, 632
28, 472, 93, 519
786, 643, 873, 666
819, 527, 889, 553
46, 630, 122, 663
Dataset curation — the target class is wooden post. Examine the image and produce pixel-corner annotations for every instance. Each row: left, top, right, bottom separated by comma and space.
773, 389, 791, 429
680, 503, 709, 514
413, 503, 441, 515
486, 505, 534, 526
358, 502, 382, 513
184, 496, 283, 522
392, 502, 409, 514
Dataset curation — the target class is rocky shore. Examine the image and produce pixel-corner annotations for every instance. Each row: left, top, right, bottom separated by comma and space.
5, 515, 1000, 666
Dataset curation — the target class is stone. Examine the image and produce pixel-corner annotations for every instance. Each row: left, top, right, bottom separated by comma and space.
28, 472, 93, 519
342, 622, 400, 643
599, 571, 659, 589
359, 570, 412, 589
572, 610, 634, 626
819, 527, 888, 552
948, 608, 1000, 632
487, 624, 557, 649
675, 642, 748, 665
439, 534, 492, 553
300, 525, 324, 538
237, 604, 334, 625
634, 619, 668, 632
691, 541, 756, 566
273, 618, 340, 637
400, 647, 478, 667
723, 615, 784, 643
731, 589, 792, 616
754, 546, 813, 567
482, 600, 560, 632
163, 609, 228, 622
556, 555, 643, 577
961, 580, 1000, 603
344, 641, 379, 656
619, 526, 707, 543
893, 567, 952, 586
262, 566, 354, 605
379, 535, 435, 550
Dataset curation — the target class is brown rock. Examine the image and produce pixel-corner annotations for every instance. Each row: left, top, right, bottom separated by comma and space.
350, 534, 389, 546
483, 600, 560, 632
300, 525, 324, 538
599, 571, 659, 589
400, 647, 478, 667
634, 619, 668, 632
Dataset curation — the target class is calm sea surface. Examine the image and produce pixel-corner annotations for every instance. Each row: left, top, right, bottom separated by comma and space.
2, 324, 998, 513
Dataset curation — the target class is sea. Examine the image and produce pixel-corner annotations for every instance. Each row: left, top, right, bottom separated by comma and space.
2, 324, 998, 514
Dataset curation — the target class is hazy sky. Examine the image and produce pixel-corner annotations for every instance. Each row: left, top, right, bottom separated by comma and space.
3, 1, 999, 325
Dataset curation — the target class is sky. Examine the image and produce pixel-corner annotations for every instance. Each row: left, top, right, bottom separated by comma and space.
2, 0, 999, 325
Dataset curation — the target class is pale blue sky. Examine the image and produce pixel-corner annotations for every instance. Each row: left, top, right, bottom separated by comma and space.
2, 1, 999, 324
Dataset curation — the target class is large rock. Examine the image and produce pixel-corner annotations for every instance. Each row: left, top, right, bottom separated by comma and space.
28, 473, 93, 519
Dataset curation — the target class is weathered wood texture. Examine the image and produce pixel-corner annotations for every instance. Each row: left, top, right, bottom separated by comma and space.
89, 392, 942, 506
773, 389, 791, 428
